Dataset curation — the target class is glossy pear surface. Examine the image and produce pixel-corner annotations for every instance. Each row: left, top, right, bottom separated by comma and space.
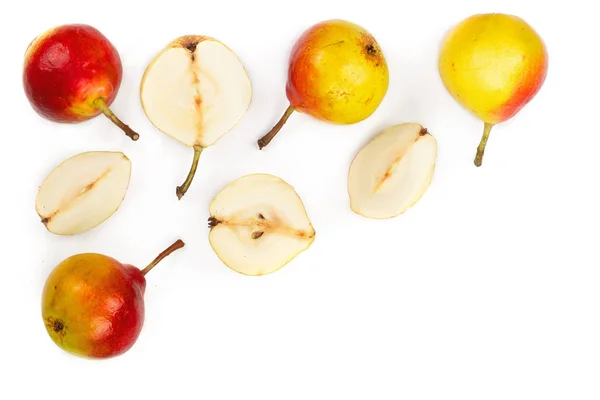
438, 13, 548, 166
258, 19, 389, 149
41, 240, 184, 359
41, 254, 146, 359
439, 13, 548, 124
23, 24, 139, 140
287, 19, 389, 124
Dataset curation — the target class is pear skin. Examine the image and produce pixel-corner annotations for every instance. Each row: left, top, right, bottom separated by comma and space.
438, 13, 548, 166
258, 19, 389, 149
23, 24, 140, 140
41, 240, 185, 359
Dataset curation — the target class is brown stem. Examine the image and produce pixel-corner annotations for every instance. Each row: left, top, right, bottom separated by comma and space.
257, 104, 295, 150
176, 145, 204, 200
474, 123, 494, 167
93, 97, 140, 141
141, 239, 185, 276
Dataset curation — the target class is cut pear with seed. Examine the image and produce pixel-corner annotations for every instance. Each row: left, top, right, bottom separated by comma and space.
140, 35, 252, 200
348, 123, 438, 219
36, 151, 132, 235
208, 174, 316, 276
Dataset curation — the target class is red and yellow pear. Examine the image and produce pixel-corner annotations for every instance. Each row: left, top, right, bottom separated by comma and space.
41, 239, 185, 359
438, 13, 548, 166
23, 24, 141, 141
258, 19, 389, 149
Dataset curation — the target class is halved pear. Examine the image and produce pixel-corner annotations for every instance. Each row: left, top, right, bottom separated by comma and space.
208, 174, 316, 276
140, 35, 252, 200
348, 123, 438, 219
36, 151, 132, 235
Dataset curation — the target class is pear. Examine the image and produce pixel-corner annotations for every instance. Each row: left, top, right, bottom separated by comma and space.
257, 19, 389, 150
140, 35, 252, 199
23, 24, 142, 141
36, 151, 131, 235
207, 174, 316, 276
348, 123, 437, 219
42, 239, 185, 359
438, 13, 548, 166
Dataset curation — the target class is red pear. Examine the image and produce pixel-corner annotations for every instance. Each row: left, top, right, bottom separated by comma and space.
23, 24, 140, 141
41, 239, 185, 359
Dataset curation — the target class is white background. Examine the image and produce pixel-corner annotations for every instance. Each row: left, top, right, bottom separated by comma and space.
1, 0, 599, 398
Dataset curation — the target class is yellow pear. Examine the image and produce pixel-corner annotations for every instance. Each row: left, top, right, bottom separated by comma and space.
438, 13, 548, 166
257, 19, 389, 150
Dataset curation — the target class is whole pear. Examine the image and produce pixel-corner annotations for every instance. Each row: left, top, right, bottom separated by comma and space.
257, 19, 389, 149
23, 24, 141, 140
438, 13, 548, 166
41, 240, 184, 359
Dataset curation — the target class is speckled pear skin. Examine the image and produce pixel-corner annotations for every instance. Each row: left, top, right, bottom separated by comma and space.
438, 13, 548, 166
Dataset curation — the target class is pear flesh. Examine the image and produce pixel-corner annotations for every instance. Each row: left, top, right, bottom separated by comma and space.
348, 123, 437, 219
140, 36, 252, 148
208, 174, 316, 276
140, 35, 252, 199
36, 151, 132, 235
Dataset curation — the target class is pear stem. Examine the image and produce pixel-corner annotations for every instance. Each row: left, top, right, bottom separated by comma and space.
93, 97, 140, 141
176, 145, 204, 200
141, 239, 185, 276
257, 104, 295, 150
474, 122, 494, 167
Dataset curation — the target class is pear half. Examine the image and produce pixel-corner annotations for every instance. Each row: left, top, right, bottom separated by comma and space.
208, 174, 316, 276
36, 151, 132, 235
140, 35, 252, 199
348, 123, 437, 219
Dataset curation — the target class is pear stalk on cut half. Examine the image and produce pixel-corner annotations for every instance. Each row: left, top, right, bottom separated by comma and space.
348, 123, 438, 219
140, 35, 252, 200
36, 151, 132, 235
208, 174, 316, 276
